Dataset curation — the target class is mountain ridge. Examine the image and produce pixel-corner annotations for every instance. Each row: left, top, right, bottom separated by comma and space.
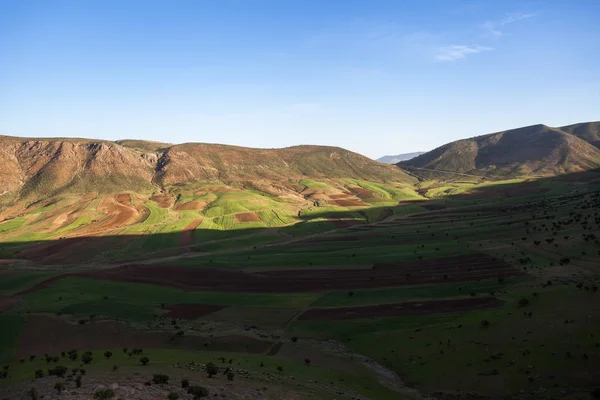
0, 135, 414, 209
399, 122, 600, 179
376, 152, 425, 164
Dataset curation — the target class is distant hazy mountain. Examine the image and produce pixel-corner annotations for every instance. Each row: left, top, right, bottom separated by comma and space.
377, 152, 425, 164
399, 122, 600, 179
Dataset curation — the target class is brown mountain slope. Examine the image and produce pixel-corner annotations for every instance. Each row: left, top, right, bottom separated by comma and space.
399, 123, 600, 179
559, 121, 600, 149
0, 136, 413, 208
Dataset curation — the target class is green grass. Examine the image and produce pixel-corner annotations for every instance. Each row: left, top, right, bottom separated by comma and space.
22, 277, 324, 322
0, 217, 27, 234
312, 276, 529, 307
0, 270, 61, 295
0, 314, 24, 363
299, 178, 330, 189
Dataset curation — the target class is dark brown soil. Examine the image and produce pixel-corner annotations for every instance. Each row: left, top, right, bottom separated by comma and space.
298, 297, 504, 321
66, 253, 525, 293
17, 315, 272, 357
178, 218, 202, 246
175, 200, 207, 211
234, 212, 262, 222
150, 194, 173, 208
0, 296, 18, 312
164, 303, 226, 319
328, 199, 367, 207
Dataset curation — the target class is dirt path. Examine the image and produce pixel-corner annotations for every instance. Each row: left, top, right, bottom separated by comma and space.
312, 340, 433, 399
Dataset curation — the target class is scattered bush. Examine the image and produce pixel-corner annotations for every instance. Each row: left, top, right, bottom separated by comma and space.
205, 362, 218, 378
104, 351, 112, 359
518, 298, 530, 307
82, 353, 93, 364
54, 381, 65, 394
94, 388, 116, 399
28, 387, 39, 400
140, 356, 150, 366
152, 373, 170, 384
34, 369, 44, 379
277, 365, 283, 373
226, 371, 235, 381
48, 365, 68, 378
304, 358, 311, 365
181, 378, 190, 388
187, 386, 209, 398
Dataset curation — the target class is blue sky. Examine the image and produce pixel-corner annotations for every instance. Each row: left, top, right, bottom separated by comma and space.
1, 0, 598, 158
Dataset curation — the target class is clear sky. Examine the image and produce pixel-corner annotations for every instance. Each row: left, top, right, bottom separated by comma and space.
1, 0, 599, 158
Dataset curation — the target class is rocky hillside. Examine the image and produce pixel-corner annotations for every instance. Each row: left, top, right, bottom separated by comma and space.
0, 136, 414, 209
399, 122, 600, 179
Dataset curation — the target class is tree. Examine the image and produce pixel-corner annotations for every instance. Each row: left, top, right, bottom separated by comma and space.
205, 362, 218, 378
140, 356, 150, 366
82, 353, 93, 364
187, 386, 209, 398
54, 381, 66, 394
181, 378, 190, 388
104, 351, 112, 359
94, 388, 116, 399
168, 393, 180, 400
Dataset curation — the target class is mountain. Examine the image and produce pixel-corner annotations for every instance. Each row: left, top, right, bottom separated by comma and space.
559, 121, 600, 149
0, 135, 414, 209
399, 122, 600, 179
377, 152, 425, 164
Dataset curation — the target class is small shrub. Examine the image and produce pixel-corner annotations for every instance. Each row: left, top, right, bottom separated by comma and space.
205, 362, 218, 378
518, 298, 529, 307
140, 356, 150, 366
82, 354, 93, 364
34, 369, 44, 378
54, 381, 66, 394
28, 387, 39, 400
48, 365, 68, 378
181, 378, 190, 388
304, 358, 311, 365
187, 386, 209, 398
94, 388, 116, 399
112, 365, 118, 372
277, 365, 283, 373
226, 371, 235, 381
104, 351, 112, 359
480, 320, 491, 328
76, 375, 82, 388
152, 373, 170, 384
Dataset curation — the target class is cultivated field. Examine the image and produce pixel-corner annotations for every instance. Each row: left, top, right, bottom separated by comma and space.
0, 172, 599, 399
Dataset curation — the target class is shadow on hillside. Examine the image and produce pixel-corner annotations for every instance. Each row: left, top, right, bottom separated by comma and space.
0, 169, 598, 266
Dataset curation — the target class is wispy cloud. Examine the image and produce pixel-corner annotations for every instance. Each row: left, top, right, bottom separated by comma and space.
482, 12, 537, 37
435, 45, 493, 62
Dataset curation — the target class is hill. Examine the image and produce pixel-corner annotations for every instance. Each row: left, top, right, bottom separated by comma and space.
399, 122, 600, 179
376, 152, 425, 164
0, 136, 414, 209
